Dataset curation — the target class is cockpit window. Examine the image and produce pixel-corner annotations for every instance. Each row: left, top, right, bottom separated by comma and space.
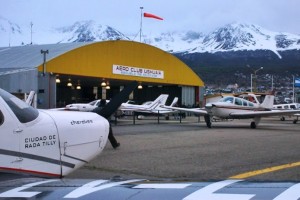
290, 105, 296, 109
221, 97, 234, 103
234, 98, 243, 106
0, 89, 39, 123
249, 102, 254, 107
89, 100, 98, 106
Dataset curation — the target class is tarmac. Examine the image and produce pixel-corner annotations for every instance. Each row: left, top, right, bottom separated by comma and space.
69, 115, 300, 181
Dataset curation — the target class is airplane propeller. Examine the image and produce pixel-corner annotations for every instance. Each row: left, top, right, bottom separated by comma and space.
94, 81, 138, 119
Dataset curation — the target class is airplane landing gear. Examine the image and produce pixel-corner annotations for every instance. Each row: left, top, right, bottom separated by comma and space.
204, 114, 212, 128
250, 121, 256, 129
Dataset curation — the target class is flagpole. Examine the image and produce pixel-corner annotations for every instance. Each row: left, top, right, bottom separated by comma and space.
139, 7, 143, 42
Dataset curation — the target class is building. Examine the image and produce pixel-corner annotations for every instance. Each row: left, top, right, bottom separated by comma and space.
0, 40, 204, 108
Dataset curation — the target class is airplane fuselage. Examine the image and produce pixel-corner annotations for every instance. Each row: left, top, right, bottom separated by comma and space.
207, 102, 267, 119
0, 89, 109, 177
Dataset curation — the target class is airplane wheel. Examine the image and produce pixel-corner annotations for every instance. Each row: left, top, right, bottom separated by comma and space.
293, 119, 298, 124
250, 122, 256, 129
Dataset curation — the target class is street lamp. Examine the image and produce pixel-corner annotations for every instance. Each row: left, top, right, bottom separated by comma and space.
247, 65, 263, 92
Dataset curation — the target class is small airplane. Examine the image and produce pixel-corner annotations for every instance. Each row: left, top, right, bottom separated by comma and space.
65, 94, 173, 116
163, 92, 300, 129
65, 99, 110, 111
125, 96, 179, 120
273, 103, 300, 123
119, 94, 170, 113
0, 81, 137, 177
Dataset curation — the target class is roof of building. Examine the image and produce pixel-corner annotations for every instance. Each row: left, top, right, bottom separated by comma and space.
0, 43, 91, 74
0, 41, 204, 86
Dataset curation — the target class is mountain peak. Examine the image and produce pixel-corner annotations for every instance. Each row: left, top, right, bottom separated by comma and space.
56, 20, 129, 43
1, 19, 300, 59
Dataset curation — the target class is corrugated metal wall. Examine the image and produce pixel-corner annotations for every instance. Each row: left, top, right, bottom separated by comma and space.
0, 69, 38, 93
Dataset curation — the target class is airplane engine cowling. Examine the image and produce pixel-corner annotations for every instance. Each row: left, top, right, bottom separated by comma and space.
41, 110, 109, 176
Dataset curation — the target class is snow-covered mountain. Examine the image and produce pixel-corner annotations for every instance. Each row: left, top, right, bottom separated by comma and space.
0, 18, 129, 47
145, 23, 300, 58
55, 20, 129, 43
1, 17, 300, 58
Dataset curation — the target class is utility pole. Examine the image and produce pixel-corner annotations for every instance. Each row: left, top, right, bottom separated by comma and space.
292, 75, 295, 103
30, 22, 33, 45
247, 65, 263, 92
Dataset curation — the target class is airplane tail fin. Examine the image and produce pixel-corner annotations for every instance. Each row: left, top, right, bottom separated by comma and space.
170, 97, 178, 107
148, 94, 169, 110
96, 81, 138, 119
261, 93, 275, 109
25, 91, 35, 106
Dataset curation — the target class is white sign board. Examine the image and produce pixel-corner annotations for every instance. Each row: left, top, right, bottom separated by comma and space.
113, 65, 164, 79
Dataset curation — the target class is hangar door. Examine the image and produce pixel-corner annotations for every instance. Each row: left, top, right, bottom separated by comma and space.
181, 86, 195, 107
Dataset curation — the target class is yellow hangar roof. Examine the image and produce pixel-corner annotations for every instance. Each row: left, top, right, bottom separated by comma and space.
38, 40, 204, 87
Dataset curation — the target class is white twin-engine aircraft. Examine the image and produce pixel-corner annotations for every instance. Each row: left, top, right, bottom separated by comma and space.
0, 81, 137, 177
163, 92, 300, 128
120, 94, 178, 114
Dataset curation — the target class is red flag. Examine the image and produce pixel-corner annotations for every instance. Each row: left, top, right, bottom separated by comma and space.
143, 12, 163, 20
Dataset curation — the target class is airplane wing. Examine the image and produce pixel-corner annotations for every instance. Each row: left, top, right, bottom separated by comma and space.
162, 105, 208, 115
230, 109, 300, 118
1, 177, 300, 199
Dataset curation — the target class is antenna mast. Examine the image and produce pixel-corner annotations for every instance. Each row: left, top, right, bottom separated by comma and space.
30, 22, 33, 45
139, 7, 143, 42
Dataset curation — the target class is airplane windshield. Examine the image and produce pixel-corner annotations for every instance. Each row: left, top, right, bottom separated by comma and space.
89, 100, 98, 106
0, 89, 39, 123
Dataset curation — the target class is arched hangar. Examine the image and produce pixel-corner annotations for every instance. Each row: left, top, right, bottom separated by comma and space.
0, 40, 204, 108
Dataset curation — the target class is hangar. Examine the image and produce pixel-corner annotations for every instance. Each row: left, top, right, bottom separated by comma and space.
0, 40, 204, 109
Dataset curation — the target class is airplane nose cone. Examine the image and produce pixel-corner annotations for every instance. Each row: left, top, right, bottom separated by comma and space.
41, 110, 109, 176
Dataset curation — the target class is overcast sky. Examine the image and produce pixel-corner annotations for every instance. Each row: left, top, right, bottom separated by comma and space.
1, 0, 300, 35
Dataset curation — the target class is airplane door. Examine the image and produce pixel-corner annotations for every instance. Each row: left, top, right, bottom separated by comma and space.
18, 113, 61, 177
0, 98, 22, 171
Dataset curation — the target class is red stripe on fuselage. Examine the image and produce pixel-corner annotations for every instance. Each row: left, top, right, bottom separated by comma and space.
0, 167, 61, 178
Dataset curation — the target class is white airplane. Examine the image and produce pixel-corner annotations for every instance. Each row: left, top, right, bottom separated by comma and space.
273, 103, 300, 123
65, 99, 110, 111
119, 94, 170, 113
66, 94, 171, 114
0, 81, 137, 177
163, 93, 300, 129
126, 97, 179, 120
